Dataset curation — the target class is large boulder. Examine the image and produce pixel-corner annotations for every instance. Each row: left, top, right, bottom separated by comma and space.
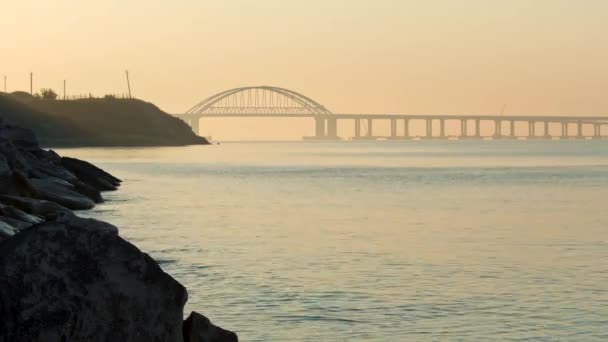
0, 201, 43, 231
0, 214, 188, 342
183, 312, 238, 342
0, 215, 34, 231
0, 195, 71, 219
0, 124, 38, 149
71, 179, 103, 203
0, 138, 29, 172
29, 178, 95, 210
0, 203, 44, 226
61, 157, 121, 191
21, 150, 79, 183
0, 170, 39, 198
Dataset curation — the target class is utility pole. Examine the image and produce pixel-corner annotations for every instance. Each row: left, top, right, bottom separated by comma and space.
30, 72, 33, 95
63, 80, 66, 100
125, 70, 132, 99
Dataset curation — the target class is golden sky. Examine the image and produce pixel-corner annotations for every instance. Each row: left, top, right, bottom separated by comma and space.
2, 0, 607, 138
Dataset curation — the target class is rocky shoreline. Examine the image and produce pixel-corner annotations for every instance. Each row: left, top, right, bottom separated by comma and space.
0, 119, 237, 341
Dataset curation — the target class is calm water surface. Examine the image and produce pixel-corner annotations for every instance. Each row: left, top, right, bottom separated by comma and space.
58, 141, 608, 341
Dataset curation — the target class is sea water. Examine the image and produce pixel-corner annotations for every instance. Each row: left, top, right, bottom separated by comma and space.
59, 141, 608, 341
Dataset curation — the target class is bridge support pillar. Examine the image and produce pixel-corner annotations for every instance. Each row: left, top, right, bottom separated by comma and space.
390, 119, 397, 138
403, 119, 410, 138
460, 119, 467, 138
594, 124, 601, 138
327, 118, 338, 139
561, 122, 568, 139
528, 121, 535, 139
510, 120, 516, 138
577, 120, 583, 139
544, 121, 550, 139
440, 119, 446, 138
315, 117, 326, 138
367, 119, 373, 137
354, 119, 361, 138
426, 119, 432, 138
475, 119, 481, 138
493, 120, 500, 138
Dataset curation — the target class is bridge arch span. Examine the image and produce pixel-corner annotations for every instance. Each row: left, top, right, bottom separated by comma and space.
185, 86, 333, 116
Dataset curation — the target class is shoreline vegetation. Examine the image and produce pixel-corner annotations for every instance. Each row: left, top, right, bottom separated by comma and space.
0, 112, 236, 340
0, 91, 209, 147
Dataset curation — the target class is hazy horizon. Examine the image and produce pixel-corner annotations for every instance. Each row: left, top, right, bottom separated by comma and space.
3, 0, 608, 139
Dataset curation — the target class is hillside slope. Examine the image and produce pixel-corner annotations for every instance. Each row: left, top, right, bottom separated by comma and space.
0, 92, 208, 147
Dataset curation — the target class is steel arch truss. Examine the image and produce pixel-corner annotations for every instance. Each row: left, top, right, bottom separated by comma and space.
185, 86, 333, 116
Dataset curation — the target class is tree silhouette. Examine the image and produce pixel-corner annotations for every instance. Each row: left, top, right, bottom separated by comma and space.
40, 88, 58, 100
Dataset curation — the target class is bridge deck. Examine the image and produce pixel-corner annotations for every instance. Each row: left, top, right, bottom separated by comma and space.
176, 113, 608, 122
177, 87, 608, 139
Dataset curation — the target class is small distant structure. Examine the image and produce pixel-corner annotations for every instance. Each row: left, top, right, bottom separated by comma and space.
125, 70, 132, 99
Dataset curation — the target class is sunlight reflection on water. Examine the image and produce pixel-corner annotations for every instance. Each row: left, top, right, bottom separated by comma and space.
62, 141, 608, 341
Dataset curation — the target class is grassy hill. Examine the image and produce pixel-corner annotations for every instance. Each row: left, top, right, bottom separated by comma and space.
0, 92, 208, 147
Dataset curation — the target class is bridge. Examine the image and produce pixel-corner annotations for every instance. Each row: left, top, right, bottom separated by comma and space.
175, 86, 608, 140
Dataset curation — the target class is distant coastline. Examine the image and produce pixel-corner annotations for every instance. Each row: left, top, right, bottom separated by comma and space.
0, 91, 209, 147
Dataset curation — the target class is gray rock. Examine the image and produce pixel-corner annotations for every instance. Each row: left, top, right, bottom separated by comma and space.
61, 157, 122, 191
0, 195, 71, 219
0, 203, 44, 226
72, 180, 103, 203
0, 215, 36, 230
0, 138, 29, 173
0, 170, 40, 198
0, 124, 38, 149
0, 214, 188, 342
34, 176, 103, 204
23, 150, 79, 183
34, 176, 75, 188
0, 220, 17, 240
183, 312, 239, 342
29, 178, 95, 210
